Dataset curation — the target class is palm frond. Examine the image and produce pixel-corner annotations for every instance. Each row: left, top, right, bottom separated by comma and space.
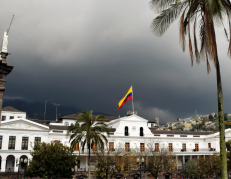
225, 8, 231, 57
151, 2, 187, 36
207, 0, 224, 20
188, 15, 194, 66
180, 8, 187, 51
149, 0, 178, 13
194, 14, 200, 63
199, 16, 211, 73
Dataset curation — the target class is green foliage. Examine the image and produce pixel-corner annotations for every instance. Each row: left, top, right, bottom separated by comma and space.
182, 155, 220, 178
209, 115, 214, 120
226, 140, 231, 171
227, 140, 231, 152
181, 160, 198, 178
214, 113, 218, 118
224, 113, 228, 121
26, 142, 76, 178
93, 147, 137, 179
144, 147, 175, 178
68, 110, 109, 152
67, 110, 110, 179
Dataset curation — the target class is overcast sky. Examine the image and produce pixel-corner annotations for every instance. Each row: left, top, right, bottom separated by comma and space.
1, 0, 231, 123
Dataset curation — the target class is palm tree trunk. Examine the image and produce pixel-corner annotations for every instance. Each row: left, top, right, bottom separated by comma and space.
216, 59, 228, 179
88, 143, 91, 179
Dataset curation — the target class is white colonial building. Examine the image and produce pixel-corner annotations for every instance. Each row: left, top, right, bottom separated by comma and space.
1, 106, 26, 121
0, 106, 230, 173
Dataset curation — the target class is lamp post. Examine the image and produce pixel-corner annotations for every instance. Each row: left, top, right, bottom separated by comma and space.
16, 158, 24, 179
24, 158, 28, 179
137, 157, 144, 179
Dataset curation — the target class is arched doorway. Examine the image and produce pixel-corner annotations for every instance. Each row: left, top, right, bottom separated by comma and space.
76, 174, 87, 179
6, 155, 15, 172
19, 155, 28, 171
131, 173, 140, 179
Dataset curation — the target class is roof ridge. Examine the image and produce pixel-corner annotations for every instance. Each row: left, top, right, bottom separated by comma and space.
2, 106, 22, 112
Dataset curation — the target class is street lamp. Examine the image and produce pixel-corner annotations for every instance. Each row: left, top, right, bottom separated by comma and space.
24, 158, 28, 179
16, 158, 24, 179
137, 157, 144, 179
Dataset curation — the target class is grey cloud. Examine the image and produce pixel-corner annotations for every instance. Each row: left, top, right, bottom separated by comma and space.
0, 0, 231, 122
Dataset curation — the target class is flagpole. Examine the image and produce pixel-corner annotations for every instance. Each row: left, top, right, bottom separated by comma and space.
132, 85, 134, 114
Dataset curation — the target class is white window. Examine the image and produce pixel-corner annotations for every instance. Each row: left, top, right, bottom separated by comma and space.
64, 122, 69, 126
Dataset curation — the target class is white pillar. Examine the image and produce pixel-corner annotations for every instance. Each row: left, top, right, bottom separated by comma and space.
14, 159, 18, 172
183, 155, 185, 164
190, 155, 192, 160
15, 135, 21, 150
15, 161, 19, 172
2, 135, 9, 150
27, 157, 31, 166
1, 157, 6, 172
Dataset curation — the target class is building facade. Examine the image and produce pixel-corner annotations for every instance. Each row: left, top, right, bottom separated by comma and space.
0, 107, 230, 174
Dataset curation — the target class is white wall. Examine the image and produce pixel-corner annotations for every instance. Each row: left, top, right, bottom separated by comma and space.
1, 111, 26, 121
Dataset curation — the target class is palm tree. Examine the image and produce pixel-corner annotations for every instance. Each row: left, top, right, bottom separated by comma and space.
67, 110, 109, 179
150, 0, 231, 178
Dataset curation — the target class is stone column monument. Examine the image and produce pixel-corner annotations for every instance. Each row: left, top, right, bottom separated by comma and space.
0, 29, 14, 121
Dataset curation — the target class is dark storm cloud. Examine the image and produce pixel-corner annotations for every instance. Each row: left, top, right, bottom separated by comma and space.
1, 0, 231, 123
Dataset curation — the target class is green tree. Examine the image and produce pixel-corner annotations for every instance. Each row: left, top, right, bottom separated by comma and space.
93, 146, 137, 179
196, 154, 220, 178
150, 0, 230, 177
26, 142, 76, 178
67, 110, 109, 179
181, 160, 198, 178
225, 112, 228, 121
209, 114, 214, 120
226, 140, 231, 171
215, 113, 218, 118
143, 141, 175, 179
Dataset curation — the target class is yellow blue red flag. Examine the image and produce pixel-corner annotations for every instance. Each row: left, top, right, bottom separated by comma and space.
118, 86, 133, 109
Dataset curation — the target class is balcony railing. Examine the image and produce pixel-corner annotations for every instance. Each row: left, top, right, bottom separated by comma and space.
73, 147, 217, 154
172, 148, 216, 152
77, 168, 86, 172
21, 146, 28, 150
8, 146, 15, 150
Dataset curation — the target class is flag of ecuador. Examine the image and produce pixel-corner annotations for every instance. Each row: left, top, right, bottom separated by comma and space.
118, 86, 133, 109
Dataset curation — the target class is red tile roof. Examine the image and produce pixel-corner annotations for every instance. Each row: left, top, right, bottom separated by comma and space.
49, 125, 116, 132
59, 114, 118, 122
150, 130, 214, 135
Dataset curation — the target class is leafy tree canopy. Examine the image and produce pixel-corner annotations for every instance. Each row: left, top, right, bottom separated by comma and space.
181, 160, 198, 178
209, 114, 214, 120
67, 110, 110, 179
26, 142, 77, 178
225, 113, 228, 121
